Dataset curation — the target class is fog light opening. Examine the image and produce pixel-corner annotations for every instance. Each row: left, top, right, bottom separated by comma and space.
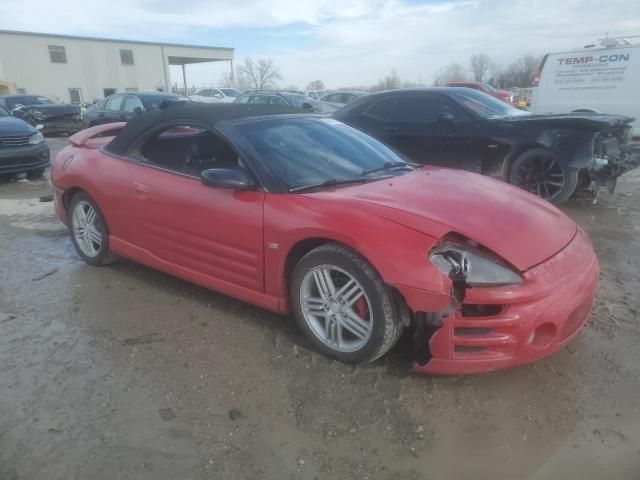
529, 323, 557, 349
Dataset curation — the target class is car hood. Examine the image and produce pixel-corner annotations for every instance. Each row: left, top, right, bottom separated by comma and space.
0, 116, 36, 136
312, 168, 577, 271
24, 104, 80, 118
498, 113, 634, 132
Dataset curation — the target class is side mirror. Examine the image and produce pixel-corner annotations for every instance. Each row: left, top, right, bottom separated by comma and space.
201, 168, 254, 190
213, 93, 222, 99
301, 102, 314, 111
436, 112, 457, 130
133, 106, 143, 114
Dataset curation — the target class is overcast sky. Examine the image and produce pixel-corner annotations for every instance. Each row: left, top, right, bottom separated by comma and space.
2, 0, 640, 89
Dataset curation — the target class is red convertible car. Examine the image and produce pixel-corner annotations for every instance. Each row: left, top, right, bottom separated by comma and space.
51, 103, 598, 374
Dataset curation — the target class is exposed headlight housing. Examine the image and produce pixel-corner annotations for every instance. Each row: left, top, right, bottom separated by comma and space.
29, 131, 44, 144
428, 237, 522, 287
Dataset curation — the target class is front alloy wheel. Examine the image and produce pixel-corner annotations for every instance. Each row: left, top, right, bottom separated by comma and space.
300, 265, 373, 352
291, 243, 403, 364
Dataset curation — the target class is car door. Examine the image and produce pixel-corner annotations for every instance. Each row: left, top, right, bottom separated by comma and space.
128, 124, 265, 292
380, 93, 478, 167
97, 94, 125, 124
122, 95, 145, 121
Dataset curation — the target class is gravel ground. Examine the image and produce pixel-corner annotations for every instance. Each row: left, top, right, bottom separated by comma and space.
0, 136, 639, 479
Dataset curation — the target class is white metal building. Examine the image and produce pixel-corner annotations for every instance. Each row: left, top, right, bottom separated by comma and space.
0, 30, 234, 103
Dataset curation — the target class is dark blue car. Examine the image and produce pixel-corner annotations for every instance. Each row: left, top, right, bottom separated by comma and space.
0, 105, 50, 177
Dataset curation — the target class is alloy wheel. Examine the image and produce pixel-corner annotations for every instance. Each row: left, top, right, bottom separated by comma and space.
299, 265, 373, 352
71, 200, 103, 257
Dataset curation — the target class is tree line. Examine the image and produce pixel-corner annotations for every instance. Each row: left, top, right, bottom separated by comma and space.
220, 53, 543, 92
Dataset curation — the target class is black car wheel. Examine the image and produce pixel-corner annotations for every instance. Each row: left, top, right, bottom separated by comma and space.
508, 148, 578, 204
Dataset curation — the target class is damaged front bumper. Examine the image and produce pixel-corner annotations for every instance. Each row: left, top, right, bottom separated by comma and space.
405, 228, 598, 375
588, 126, 640, 193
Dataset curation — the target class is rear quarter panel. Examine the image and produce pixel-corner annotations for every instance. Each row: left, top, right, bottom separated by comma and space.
52, 145, 133, 241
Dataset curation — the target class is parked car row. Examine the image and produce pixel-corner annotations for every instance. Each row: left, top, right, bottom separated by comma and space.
49, 102, 601, 375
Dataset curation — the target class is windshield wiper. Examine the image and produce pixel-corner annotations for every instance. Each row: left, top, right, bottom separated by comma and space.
362, 161, 416, 175
289, 177, 386, 193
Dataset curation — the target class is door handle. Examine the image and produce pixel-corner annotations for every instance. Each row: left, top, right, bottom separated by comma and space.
134, 182, 150, 198
384, 126, 399, 133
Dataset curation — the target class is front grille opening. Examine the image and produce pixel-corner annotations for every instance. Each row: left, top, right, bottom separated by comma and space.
461, 303, 503, 317
454, 345, 485, 353
454, 327, 492, 336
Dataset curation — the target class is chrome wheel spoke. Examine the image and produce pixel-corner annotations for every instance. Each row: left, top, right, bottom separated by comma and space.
312, 268, 336, 300
87, 227, 102, 246
341, 310, 370, 339
338, 282, 364, 308
303, 296, 326, 315
85, 207, 96, 226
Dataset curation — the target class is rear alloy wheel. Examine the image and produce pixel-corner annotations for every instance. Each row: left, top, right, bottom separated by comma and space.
291, 243, 402, 364
68, 192, 117, 266
509, 148, 578, 204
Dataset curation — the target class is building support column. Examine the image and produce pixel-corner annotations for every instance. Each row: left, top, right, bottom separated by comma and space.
182, 64, 188, 95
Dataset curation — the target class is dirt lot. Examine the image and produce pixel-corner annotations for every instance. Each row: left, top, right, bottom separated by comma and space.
1, 137, 639, 480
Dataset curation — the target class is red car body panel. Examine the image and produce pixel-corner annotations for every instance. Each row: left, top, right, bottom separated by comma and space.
52, 123, 598, 374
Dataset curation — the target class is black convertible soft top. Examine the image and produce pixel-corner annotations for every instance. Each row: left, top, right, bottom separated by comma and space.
105, 102, 299, 155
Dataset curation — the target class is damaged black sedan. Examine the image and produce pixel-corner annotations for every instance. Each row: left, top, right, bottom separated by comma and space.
0, 95, 82, 136
334, 87, 636, 204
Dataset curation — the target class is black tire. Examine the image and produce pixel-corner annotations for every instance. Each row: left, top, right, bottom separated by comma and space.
508, 148, 578, 205
290, 243, 402, 364
27, 167, 46, 178
67, 191, 117, 266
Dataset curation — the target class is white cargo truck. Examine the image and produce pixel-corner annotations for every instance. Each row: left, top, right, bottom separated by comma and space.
531, 35, 640, 139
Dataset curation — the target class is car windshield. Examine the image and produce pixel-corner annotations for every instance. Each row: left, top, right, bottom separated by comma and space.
0, 105, 9, 117
449, 89, 529, 119
220, 88, 241, 97
236, 117, 412, 190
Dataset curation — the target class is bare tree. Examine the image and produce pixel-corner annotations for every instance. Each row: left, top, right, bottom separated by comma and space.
237, 57, 282, 91
486, 61, 501, 87
433, 63, 467, 86
372, 69, 401, 91
469, 53, 492, 82
219, 68, 248, 90
306, 80, 325, 91
500, 54, 542, 88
